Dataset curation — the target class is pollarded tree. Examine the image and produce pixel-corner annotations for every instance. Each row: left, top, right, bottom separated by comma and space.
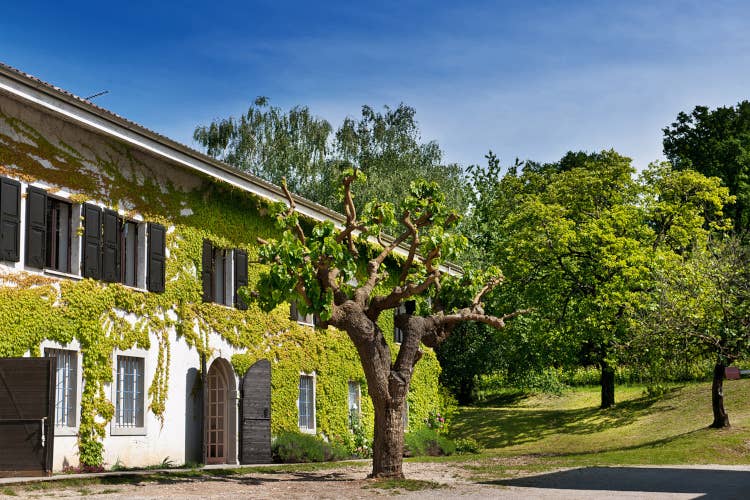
244, 171, 524, 478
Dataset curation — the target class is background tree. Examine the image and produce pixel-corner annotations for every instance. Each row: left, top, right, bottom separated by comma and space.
195, 100, 470, 215
445, 151, 731, 409
193, 97, 336, 203
245, 172, 524, 478
663, 101, 750, 234
335, 103, 469, 215
640, 236, 750, 427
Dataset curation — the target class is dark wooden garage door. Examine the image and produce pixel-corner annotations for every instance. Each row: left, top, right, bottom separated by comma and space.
0, 358, 56, 477
240, 359, 271, 464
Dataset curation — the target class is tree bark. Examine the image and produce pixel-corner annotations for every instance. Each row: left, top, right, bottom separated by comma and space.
370, 398, 406, 478
600, 360, 615, 409
710, 361, 730, 428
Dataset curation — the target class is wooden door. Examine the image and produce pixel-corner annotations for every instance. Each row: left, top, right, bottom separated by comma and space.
0, 358, 56, 477
240, 359, 271, 464
205, 363, 227, 464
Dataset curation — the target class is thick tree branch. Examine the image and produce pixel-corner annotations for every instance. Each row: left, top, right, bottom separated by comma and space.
472, 275, 505, 305
280, 177, 307, 244
369, 271, 440, 315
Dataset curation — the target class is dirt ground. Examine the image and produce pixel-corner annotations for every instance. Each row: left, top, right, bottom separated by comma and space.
2, 461, 749, 499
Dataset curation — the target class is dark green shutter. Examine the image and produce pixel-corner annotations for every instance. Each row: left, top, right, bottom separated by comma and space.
82, 204, 102, 279
234, 249, 248, 310
102, 209, 120, 283
147, 223, 166, 293
202, 239, 213, 302
25, 186, 47, 269
0, 177, 21, 262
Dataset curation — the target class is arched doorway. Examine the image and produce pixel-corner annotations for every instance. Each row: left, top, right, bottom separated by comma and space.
204, 358, 237, 464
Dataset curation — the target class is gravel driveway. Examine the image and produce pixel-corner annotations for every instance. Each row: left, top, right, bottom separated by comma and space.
2, 462, 748, 499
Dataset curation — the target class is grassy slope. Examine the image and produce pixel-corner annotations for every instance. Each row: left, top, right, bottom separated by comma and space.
451, 380, 750, 466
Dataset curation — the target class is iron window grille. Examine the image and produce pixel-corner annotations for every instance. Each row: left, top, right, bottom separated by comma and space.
45, 348, 77, 427
115, 356, 144, 428
298, 374, 315, 432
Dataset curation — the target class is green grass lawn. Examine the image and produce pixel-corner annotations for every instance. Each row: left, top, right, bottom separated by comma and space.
451, 379, 750, 467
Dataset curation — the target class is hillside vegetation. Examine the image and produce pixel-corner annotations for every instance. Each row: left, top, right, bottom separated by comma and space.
451, 380, 750, 466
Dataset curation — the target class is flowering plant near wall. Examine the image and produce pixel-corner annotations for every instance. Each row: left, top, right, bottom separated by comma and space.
424, 409, 447, 433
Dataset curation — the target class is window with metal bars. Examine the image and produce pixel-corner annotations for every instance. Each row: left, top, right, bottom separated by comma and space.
298, 374, 315, 432
115, 356, 144, 428
45, 348, 77, 427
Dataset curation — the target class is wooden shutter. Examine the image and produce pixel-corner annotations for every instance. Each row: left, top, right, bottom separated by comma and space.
202, 239, 213, 302
82, 204, 102, 279
25, 186, 47, 269
102, 209, 121, 283
234, 249, 248, 310
0, 177, 21, 262
147, 223, 166, 293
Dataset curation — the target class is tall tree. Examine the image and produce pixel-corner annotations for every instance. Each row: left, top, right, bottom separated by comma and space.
663, 101, 750, 233
450, 151, 731, 409
193, 97, 336, 203
641, 236, 750, 427
194, 100, 469, 215
335, 104, 469, 215
245, 172, 524, 478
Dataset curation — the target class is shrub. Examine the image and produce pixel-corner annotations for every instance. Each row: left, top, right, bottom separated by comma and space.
349, 410, 372, 458
404, 428, 456, 457
272, 432, 349, 463
454, 437, 482, 454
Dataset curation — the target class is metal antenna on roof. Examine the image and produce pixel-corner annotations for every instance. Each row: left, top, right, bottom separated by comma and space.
85, 90, 109, 100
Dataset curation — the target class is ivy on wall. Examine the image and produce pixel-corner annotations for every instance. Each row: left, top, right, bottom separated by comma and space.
0, 106, 446, 466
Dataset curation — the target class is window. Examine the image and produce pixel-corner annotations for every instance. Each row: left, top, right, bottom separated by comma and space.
115, 356, 145, 428
202, 240, 247, 309
290, 301, 316, 327
348, 381, 360, 426
46, 198, 73, 272
393, 300, 416, 344
27, 187, 80, 273
121, 220, 138, 287
45, 348, 77, 428
298, 374, 315, 433
213, 247, 228, 304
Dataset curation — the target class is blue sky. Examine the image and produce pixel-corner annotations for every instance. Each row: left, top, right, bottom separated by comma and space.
3, 1, 750, 171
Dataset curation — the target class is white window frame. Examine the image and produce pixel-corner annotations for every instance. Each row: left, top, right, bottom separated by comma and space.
110, 349, 147, 436
298, 372, 316, 434
41, 340, 82, 436
348, 381, 361, 426
207, 247, 234, 307
291, 301, 316, 327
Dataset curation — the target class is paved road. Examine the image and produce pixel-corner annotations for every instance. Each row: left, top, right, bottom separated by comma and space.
479, 465, 750, 499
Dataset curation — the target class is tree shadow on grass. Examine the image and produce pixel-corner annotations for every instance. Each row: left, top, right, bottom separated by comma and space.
452, 390, 678, 449
484, 466, 750, 499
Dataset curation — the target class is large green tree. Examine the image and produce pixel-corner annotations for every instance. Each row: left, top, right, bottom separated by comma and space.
245, 172, 523, 478
640, 236, 750, 427
452, 151, 731, 408
663, 101, 750, 233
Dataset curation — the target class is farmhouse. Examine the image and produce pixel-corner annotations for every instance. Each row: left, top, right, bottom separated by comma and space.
0, 62, 444, 473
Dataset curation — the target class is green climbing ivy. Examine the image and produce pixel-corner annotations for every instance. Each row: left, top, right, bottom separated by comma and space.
0, 106, 447, 466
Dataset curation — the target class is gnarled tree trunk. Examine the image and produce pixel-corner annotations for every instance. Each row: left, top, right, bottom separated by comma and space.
371, 398, 406, 477
710, 361, 730, 428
